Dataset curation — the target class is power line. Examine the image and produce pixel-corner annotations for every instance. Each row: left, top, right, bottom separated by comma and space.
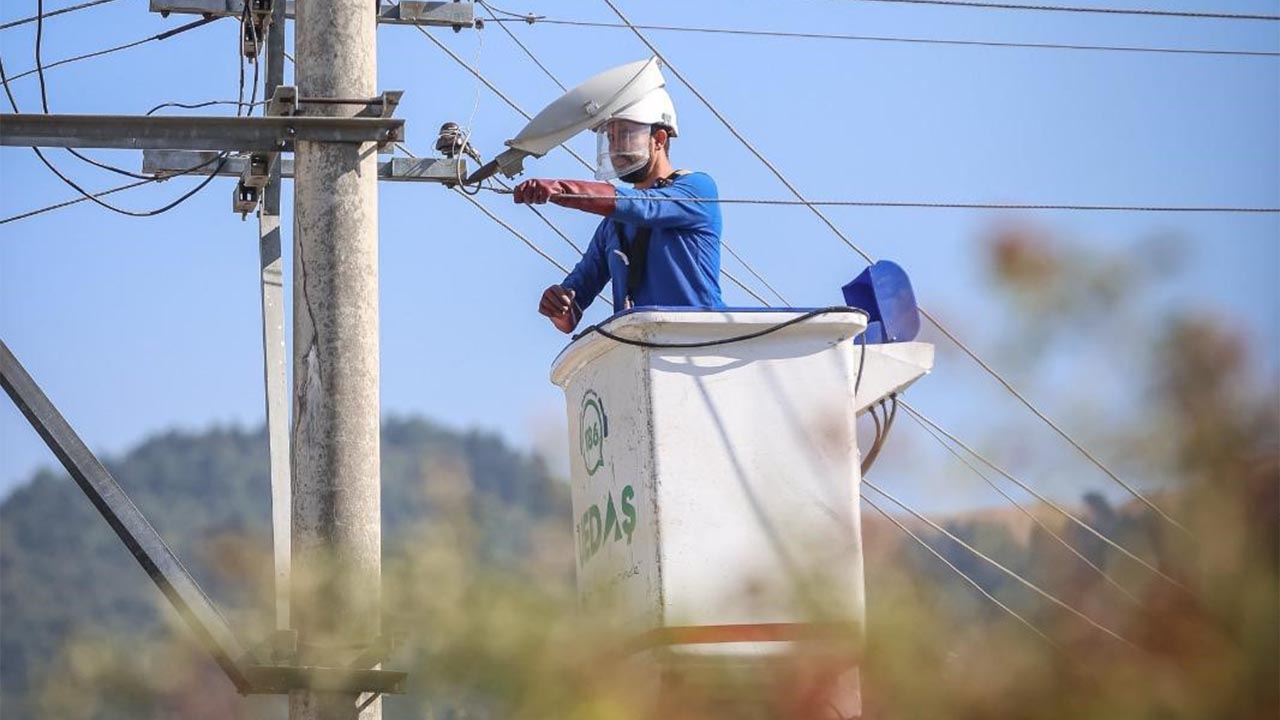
4, 15, 219, 83
0, 47, 227, 217
399, 139, 591, 261
145, 99, 265, 116
899, 401, 1189, 591
861, 492, 1059, 648
903, 407, 1143, 604
0, 178, 152, 224
0, 0, 122, 32
492, 17, 1280, 58
862, 478, 1139, 648
453, 186, 575, 277
478, 1, 567, 91
33, 0, 154, 180
721, 241, 790, 306
598, 0, 1194, 534
488, 188, 1278, 213
851, 0, 1280, 21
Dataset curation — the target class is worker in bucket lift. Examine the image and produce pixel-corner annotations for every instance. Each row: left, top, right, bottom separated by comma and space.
514, 87, 724, 333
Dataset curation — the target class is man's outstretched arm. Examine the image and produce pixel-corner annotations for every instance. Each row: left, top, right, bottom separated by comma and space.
514, 178, 616, 217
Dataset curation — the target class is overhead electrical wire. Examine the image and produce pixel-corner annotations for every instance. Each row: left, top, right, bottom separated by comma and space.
0, 178, 152, 224
145, 99, 265, 116
860, 491, 1059, 649
899, 401, 1189, 592
850, 0, 1280, 21
4, 15, 219, 83
0, 0, 123, 32
904, 407, 1143, 604
599, 0, 1194, 534
397, 140, 595, 267
0, 5, 235, 218
33, 0, 159, 181
862, 478, 1139, 649
454, 186, 577, 277
0, 54, 229, 218
487, 17, 1280, 58
478, 1, 566, 91
0, 97, 265, 225
486, 188, 1278, 214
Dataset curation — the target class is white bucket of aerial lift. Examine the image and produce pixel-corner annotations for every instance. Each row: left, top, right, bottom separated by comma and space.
550, 309, 934, 667
481, 57, 668, 180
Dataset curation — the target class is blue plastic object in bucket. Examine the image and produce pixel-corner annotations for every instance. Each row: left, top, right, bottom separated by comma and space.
841, 261, 921, 344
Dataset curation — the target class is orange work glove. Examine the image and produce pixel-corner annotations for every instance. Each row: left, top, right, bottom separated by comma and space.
513, 179, 617, 217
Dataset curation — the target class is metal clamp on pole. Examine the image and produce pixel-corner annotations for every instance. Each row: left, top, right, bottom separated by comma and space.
232, 152, 274, 215
373, 90, 403, 119
241, 0, 273, 58
266, 85, 298, 117
234, 179, 261, 216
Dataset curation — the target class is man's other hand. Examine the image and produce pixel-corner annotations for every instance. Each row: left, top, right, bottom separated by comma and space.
538, 284, 580, 334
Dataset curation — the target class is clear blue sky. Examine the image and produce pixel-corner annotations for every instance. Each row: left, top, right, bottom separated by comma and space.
2, 0, 1277, 512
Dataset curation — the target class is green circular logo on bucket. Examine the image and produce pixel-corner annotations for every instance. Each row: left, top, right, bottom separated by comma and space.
580, 390, 607, 476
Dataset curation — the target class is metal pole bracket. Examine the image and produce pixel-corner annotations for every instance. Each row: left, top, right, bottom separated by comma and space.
242, 152, 275, 188
241, 0, 273, 58
234, 180, 261, 215
266, 85, 298, 117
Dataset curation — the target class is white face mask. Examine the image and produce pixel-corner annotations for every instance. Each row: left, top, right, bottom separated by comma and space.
594, 119, 652, 182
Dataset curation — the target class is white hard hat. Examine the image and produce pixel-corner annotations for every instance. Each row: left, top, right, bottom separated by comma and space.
603, 86, 678, 137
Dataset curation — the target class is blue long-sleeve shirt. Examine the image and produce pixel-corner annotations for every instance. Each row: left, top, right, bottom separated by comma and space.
561, 171, 724, 312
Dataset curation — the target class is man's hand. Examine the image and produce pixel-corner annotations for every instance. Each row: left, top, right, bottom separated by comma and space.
513, 179, 617, 217
539, 284, 580, 334
514, 179, 557, 205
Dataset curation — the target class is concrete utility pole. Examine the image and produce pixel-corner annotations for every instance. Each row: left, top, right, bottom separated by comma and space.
291, 0, 382, 717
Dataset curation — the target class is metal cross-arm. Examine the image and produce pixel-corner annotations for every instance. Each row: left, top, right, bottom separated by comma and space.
142, 150, 465, 182
0, 114, 404, 151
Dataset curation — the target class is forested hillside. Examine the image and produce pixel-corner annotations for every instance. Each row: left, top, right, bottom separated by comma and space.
1, 419, 568, 719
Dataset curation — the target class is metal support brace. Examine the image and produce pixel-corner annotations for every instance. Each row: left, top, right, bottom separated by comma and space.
150, 0, 475, 27
0, 114, 405, 152
143, 150, 466, 183
259, 0, 291, 636
0, 340, 255, 694
0, 340, 409, 696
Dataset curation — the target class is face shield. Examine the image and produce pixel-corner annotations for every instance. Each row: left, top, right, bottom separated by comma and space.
594, 119, 652, 182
